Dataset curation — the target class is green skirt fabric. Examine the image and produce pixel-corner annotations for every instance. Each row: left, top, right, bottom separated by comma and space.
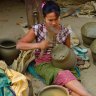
35, 63, 80, 85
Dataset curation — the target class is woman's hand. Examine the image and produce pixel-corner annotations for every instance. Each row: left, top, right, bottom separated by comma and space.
39, 40, 49, 50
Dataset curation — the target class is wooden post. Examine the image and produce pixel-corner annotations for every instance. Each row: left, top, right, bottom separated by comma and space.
25, 0, 43, 29
25, 0, 33, 28
37, 0, 44, 24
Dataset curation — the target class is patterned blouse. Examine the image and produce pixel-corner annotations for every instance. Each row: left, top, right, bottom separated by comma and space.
32, 24, 71, 65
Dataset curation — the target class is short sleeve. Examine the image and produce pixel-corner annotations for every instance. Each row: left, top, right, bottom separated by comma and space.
66, 25, 72, 34
32, 24, 39, 36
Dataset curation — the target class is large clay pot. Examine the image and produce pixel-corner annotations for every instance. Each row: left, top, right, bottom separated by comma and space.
90, 39, 96, 65
0, 39, 20, 66
81, 22, 96, 47
38, 85, 70, 96
51, 44, 77, 69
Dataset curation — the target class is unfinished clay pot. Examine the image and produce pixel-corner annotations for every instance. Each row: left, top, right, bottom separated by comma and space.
51, 44, 77, 69
0, 39, 20, 66
81, 22, 96, 47
90, 39, 96, 65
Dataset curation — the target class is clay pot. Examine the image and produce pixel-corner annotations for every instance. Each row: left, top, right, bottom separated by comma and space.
38, 85, 70, 96
81, 22, 96, 47
0, 39, 20, 66
90, 39, 96, 65
51, 44, 77, 69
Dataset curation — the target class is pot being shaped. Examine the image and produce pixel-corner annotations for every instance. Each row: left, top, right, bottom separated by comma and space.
0, 39, 20, 66
90, 39, 96, 65
51, 44, 77, 69
38, 85, 70, 96
81, 22, 96, 47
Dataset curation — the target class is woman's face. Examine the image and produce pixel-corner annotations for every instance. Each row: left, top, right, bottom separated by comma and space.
44, 12, 60, 28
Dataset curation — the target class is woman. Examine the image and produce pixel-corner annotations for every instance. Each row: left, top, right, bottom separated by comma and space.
16, 1, 91, 96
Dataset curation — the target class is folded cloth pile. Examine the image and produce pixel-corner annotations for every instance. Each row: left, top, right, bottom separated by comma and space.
72, 46, 91, 69
0, 60, 29, 96
73, 46, 89, 61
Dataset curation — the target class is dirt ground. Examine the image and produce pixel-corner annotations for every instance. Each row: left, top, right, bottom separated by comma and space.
0, 0, 96, 96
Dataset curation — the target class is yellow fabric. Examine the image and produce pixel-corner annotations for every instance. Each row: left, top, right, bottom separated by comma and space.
5, 69, 29, 96
0, 60, 29, 96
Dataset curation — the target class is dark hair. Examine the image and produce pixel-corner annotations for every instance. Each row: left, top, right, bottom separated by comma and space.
42, 1, 60, 18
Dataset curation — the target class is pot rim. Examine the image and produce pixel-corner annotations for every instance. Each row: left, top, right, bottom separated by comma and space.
38, 85, 70, 96
0, 44, 16, 49
0, 39, 16, 49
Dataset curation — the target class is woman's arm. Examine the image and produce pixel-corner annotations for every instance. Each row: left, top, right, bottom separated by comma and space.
16, 28, 49, 50
65, 34, 71, 48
